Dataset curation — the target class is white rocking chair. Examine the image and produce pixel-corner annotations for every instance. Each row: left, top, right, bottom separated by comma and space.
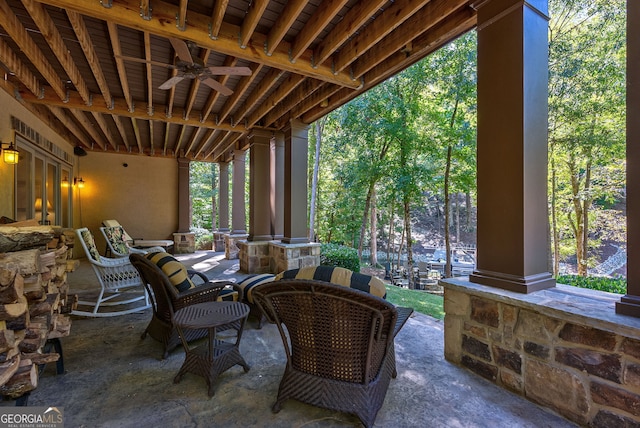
73, 227, 151, 317
100, 226, 166, 258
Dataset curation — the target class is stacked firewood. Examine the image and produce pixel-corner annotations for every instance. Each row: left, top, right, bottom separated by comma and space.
0, 222, 76, 399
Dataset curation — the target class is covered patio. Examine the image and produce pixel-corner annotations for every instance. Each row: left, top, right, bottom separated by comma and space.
0, 251, 576, 427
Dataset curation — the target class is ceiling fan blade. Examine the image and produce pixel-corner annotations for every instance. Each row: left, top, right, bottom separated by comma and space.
206, 66, 252, 76
169, 38, 193, 64
202, 77, 233, 96
159, 75, 186, 90
115, 55, 177, 70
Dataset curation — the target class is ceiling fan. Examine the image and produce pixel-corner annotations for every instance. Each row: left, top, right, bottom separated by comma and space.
118, 37, 251, 96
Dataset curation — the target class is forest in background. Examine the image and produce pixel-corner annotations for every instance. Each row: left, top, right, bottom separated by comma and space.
190, 0, 627, 279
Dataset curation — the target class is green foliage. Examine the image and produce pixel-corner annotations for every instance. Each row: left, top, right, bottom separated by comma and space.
557, 274, 626, 294
320, 243, 360, 272
384, 286, 444, 320
190, 162, 217, 230
190, 227, 213, 251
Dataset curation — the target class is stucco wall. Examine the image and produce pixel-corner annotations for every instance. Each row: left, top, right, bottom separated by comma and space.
74, 152, 178, 258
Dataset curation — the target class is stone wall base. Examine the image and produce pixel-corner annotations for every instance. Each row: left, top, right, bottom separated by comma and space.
224, 234, 247, 259
172, 232, 195, 254
236, 241, 321, 274
443, 278, 640, 426
213, 231, 228, 252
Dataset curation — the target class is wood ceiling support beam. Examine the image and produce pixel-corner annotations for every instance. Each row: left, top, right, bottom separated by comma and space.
140, 0, 152, 21
48, 105, 90, 145
0, 0, 66, 100
108, 22, 134, 112
289, 0, 350, 62
246, 74, 305, 127
144, 32, 154, 115
131, 117, 142, 153
177, 0, 187, 30
184, 49, 211, 119
302, 7, 477, 123
218, 65, 276, 122
174, 125, 189, 155
66, 11, 113, 109
193, 128, 217, 159
206, 130, 239, 159
184, 126, 203, 157
39, 0, 361, 89
111, 114, 131, 151
239, 0, 269, 49
15, 87, 264, 133
351, 0, 471, 79
332, 0, 431, 74
22, 0, 91, 103
210, 0, 229, 40
69, 109, 107, 150
149, 119, 155, 154
163, 122, 171, 155
262, 77, 321, 127
289, 82, 343, 120
312, 0, 387, 67
91, 111, 118, 150
265, 0, 307, 56
0, 38, 41, 97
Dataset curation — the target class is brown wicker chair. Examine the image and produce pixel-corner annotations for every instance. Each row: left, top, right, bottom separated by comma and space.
129, 253, 242, 359
253, 279, 409, 428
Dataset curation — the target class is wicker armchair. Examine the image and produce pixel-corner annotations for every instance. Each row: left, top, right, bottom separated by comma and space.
253, 280, 407, 428
74, 227, 151, 317
129, 253, 243, 359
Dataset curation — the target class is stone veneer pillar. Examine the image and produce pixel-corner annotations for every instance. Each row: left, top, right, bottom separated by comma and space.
174, 157, 195, 253
470, 0, 554, 293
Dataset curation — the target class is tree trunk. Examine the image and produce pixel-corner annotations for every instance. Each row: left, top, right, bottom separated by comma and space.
370, 187, 378, 267
357, 181, 375, 260
455, 192, 460, 243
466, 192, 472, 230
387, 202, 394, 265
580, 158, 593, 276
551, 155, 560, 276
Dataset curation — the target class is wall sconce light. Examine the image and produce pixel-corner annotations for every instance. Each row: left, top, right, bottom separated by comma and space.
61, 176, 70, 188
1, 141, 19, 165
74, 177, 85, 188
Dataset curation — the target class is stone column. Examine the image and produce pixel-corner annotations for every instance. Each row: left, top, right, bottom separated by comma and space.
271, 132, 285, 239
469, 0, 554, 293
248, 130, 273, 241
231, 149, 247, 235
617, 0, 640, 316
282, 119, 309, 244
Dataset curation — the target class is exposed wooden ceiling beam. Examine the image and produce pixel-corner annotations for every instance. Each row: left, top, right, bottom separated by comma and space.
108, 22, 134, 112
0, 38, 41, 96
91, 111, 119, 150
289, 0, 350, 62
131, 117, 143, 153
233, 68, 285, 124
144, 32, 154, 116
247, 74, 306, 127
66, 10, 113, 109
332, 0, 431, 74
184, 49, 211, 119
48, 105, 90, 145
210, 0, 229, 40
262, 77, 321, 127
265, 0, 307, 56
313, 0, 387, 67
15, 87, 271, 133
217, 63, 264, 124
195, 129, 219, 158
111, 114, 131, 151
201, 56, 238, 122
0, 0, 66, 100
239, 0, 269, 49
352, 0, 471, 79
69, 109, 107, 150
177, 0, 188, 30
40, 0, 361, 89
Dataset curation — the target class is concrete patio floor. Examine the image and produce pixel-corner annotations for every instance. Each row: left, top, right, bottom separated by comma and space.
2, 251, 578, 427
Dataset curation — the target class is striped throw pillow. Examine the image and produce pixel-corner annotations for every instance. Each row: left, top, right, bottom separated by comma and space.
146, 252, 195, 292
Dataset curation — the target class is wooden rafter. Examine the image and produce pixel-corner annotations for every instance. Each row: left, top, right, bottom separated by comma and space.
91, 112, 118, 150
239, 0, 269, 49
217, 63, 264, 124
69, 109, 107, 150
210, 0, 229, 40
201, 56, 238, 122
247, 74, 306, 127
265, 0, 307, 56
184, 49, 211, 119
39, 0, 361, 89
108, 21, 134, 112
232, 68, 285, 124
0, 38, 41, 96
177, 0, 188, 30
0, 0, 66, 99
144, 32, 153, 116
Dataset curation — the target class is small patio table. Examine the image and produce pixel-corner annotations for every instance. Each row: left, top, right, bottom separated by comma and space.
173, 301, 250, 396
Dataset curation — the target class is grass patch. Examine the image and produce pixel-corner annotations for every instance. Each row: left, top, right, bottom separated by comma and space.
385, 285, 444, 320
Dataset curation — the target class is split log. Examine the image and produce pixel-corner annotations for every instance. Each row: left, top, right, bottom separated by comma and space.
0, 355, 20, 387
29, 294, 59, 318
21, 352, 59, 366
0, 301, 28, 320
0, 327, 15, 354
18, 337, 44, 354
0, 358, 37, 398
48, 314, 71, 339
0, 249, 41, 275
0, 226, 54, 253
0, 272, 23, 304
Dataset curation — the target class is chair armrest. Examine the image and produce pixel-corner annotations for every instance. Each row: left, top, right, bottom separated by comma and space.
174, 280, 232, 309
393, 306, 414, 338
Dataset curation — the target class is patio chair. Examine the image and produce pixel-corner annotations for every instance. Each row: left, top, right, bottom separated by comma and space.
102, 219, 173, 256
129, 252, 243, 359
74, 227, 151, 317
252, 280, 406, 428
100, 226, 166, 258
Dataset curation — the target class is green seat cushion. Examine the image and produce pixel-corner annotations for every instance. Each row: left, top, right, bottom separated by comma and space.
80, 229, 101, 261
236, 274, 276, 304
146, 252, 195, 292
103, 226, 129, 254
275, 265, 387, 299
